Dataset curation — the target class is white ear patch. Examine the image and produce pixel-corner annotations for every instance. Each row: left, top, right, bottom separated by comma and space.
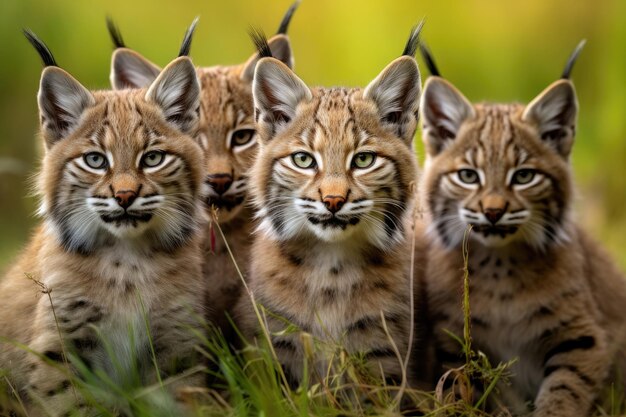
145, 57, 200, 134
38, 66, 95, 147
363, 56, 421, 143
420, 77, 475, 155
110, 49, 161, 90
522, 80, 578, 156
253, 58, 312, 139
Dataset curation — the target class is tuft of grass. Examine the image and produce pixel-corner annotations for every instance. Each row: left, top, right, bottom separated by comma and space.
430, 226, 516, 416
2, 222, 625, 416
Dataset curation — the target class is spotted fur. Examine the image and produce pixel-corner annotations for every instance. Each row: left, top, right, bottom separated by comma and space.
0, 35, 207, 416
107, 4, 300, 339
417, 47, 626, 415
234, 25, 423, 388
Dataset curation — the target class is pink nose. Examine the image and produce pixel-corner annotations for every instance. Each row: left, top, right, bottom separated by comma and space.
115, 190, 137, 209
322, 195, 346, 214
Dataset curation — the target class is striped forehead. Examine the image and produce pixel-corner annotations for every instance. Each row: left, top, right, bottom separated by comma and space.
197, 66, 252, 132
302, 88, 362, 152
86, 93, 164, 163
462, 104, 531, 168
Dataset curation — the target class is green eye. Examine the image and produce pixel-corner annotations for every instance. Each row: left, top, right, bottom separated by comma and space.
83, 152, 107, 170
458, 169, 480, 184
512, 169, 536, 185
352, 152, 376, 169
231, 129, 255, 147
291, 152, 316, 169
142, 151, 165, 168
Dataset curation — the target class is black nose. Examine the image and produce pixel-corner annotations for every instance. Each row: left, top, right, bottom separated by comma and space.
484, 208, 505, 225
206, 174, 233, 195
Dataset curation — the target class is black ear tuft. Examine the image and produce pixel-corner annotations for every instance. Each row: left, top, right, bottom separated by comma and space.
249, 27, 273, 59
106, 16, 125, 49
23, 29, 57, 67
561, 39, 586, 79
178, 16, 199, 57
276, 0, 301, 35
419, 42, 441, 77
402, 19, 425, 58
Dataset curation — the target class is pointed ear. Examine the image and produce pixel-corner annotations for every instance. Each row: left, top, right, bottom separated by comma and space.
110, 48, 161, 90
420, 76, 474, 155
145, 56, 200, 134
242, 34, 294, 82
364, 56, 422, 143
38, 66, 95, 148
522, 80, 578, 157
253, 57, 311, 141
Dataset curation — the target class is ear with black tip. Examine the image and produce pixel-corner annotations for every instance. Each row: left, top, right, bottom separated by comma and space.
110, 48, 161, 90
420, 77, 474, 155
145, 57, 200, 134
38, 67, 95, 148
364, 56, 422, 143
253, 57, 311, 141
522, 79, 578, 157
242, 34, 294, 82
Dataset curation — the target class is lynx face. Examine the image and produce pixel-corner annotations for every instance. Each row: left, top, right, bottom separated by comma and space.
110, 35, 295, 224
251, 56, 420, 249
39, 57, 203, 253
421, 77, 577, 250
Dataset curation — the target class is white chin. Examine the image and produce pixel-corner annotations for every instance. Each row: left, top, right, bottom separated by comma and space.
104, 222, 151, 238
310, 224, 358, 242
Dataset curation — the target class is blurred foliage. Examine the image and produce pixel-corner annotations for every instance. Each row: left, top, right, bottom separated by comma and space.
0, 0, 624, 270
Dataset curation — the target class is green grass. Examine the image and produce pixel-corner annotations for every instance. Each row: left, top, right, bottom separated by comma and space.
1, 223, 624, 416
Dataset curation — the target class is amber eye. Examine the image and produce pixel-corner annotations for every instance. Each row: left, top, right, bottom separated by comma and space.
458, 169, 480, 184
512, 169, 536, 185
83, 152, 108, 170
142, 151, 165, 168
231, 129, 255, 148
352, 152, 376, 169
291, 152, 316, 169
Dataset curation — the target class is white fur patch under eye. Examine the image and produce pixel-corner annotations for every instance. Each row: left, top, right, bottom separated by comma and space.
507, 168, 544, 191
229, 129, 257, 153
352, 154, 384, 176
285, 155, 318, 175
449, 167, 484, 190
75, 155, 108, 175
143, 154, 174, 174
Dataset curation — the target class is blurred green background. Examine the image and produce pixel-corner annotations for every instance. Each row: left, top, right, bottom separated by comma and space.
0, 0, 624, 271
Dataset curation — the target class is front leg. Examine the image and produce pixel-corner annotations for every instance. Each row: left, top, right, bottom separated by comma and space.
150, 304, 206, 390
534, 323, 609, 417
26, 297, 105, 417
26, 331, 84, 417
